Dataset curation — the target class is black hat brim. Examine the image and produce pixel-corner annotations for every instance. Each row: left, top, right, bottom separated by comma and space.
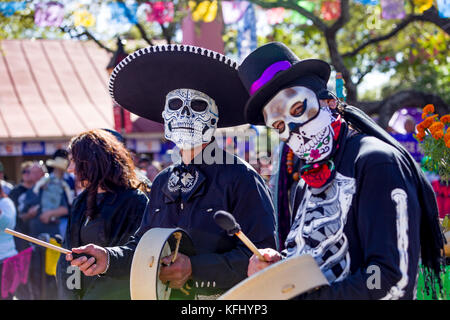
109, 45, 249, 128
243, 59, 331, 125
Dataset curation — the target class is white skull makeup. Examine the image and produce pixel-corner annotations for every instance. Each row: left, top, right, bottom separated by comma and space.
263, 86, 336, 163
162, 89, 219, 150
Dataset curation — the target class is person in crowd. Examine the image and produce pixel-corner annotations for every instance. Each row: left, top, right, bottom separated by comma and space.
137, 155, 151, 171
19, 157, 71, 239
238, 42, 444, 299
49, 149, 76, 197
66, 44, 276, 299
9, 161, 45, 251
0, 183, 18, 299
0, 161, 13, 196
390, 115, 422, 163
15, 158, 71, 300
8, 161, 46, 299
404, 116, 416, 134
49, 150, 76, 237
146, 160, 162, 183
56, 129, 149, 300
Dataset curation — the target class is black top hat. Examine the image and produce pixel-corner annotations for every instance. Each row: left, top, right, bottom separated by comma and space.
238, 42, 331, 125
108, 44, 249, 128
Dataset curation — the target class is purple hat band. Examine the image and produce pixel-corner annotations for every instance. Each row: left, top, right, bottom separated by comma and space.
249, 60, 292, 95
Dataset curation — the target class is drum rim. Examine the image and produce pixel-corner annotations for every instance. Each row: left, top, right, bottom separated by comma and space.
130, 227, 195, 300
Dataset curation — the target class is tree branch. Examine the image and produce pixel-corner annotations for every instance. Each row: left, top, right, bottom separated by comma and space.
284, 0, 328, 31
343, 16, 418, 57
115, 0, 155, 46
329, 0, 350, 34
134, 21, 154, 46
408, 0, 415, 14
82, 30, 114, 53
59, 26, 114, 54
343, 6, 450, 58
355, 63, 376, 85
159, 23, 172, 44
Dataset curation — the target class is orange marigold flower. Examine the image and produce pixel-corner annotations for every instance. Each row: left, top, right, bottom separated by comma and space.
440, 114, 450, 124
432, 129, 444, 140
444, 132, 450, 145
446, 134, 450, 148
418, 115, 439, 130
416, 123, 425, 132
416, 131, 426, 142
423, 104, 435, 114
429, 121, 445, 134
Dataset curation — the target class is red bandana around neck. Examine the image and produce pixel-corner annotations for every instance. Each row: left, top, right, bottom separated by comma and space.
300, 116, 342, 188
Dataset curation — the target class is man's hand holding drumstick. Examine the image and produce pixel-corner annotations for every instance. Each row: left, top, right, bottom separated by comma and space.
213, 210, 283, 277
159, 253, 192, 289
247, 248, 282, 276
159, 232, 192, 290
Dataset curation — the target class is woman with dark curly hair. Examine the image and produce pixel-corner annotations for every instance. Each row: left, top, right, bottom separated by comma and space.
56, 129, 149, 300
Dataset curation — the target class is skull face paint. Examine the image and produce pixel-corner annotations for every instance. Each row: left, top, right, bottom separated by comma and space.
263, 86, 336, 163
162, 89, 219, 150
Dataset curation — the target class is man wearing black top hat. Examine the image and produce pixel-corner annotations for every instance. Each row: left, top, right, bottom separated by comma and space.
67, 44, 277, 298
240, 42, 444, 299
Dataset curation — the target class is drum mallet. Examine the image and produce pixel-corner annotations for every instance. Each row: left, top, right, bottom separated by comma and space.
213, 210, 266, 262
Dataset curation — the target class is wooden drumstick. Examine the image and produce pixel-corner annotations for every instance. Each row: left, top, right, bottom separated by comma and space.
163, 231, 190, 297
4, 228, 71, 254
213, 210, 266, 262
4, 228, 96, 263
171, 232, 182, 263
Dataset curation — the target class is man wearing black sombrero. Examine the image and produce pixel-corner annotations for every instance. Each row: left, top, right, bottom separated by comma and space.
67, 44, 277, 298
241, 42, 444, 299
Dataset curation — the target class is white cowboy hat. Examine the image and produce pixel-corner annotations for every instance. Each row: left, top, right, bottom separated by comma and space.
45, 157, 69, 171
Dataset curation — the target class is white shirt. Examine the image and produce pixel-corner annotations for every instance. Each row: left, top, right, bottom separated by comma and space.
0, 197, 18, 260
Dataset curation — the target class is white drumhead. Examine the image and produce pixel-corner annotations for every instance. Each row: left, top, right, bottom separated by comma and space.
157, 241, 172, 300
130, 228, 177, 300
219, 254, 329, 300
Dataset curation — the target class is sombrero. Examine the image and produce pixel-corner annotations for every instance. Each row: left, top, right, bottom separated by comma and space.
108, 44, 250, 128
237, 42, 332, 125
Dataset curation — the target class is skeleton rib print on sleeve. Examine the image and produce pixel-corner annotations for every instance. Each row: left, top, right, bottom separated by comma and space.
381, 188, 409, 300
284, 172, 356, 284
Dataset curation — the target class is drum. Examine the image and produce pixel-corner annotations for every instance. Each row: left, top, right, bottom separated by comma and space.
130, 227, 195, 300
219, 254, 329, 300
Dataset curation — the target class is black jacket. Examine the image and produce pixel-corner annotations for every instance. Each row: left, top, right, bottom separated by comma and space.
105, 141, 277, 296
290, 129, 423, 299
56, 188, 148, 300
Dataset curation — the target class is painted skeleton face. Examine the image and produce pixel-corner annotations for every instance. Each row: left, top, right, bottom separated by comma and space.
162, 89, 219, 150
263, 86, 335, 163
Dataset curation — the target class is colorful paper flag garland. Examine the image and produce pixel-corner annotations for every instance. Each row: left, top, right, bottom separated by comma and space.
34, 1, 65, 27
